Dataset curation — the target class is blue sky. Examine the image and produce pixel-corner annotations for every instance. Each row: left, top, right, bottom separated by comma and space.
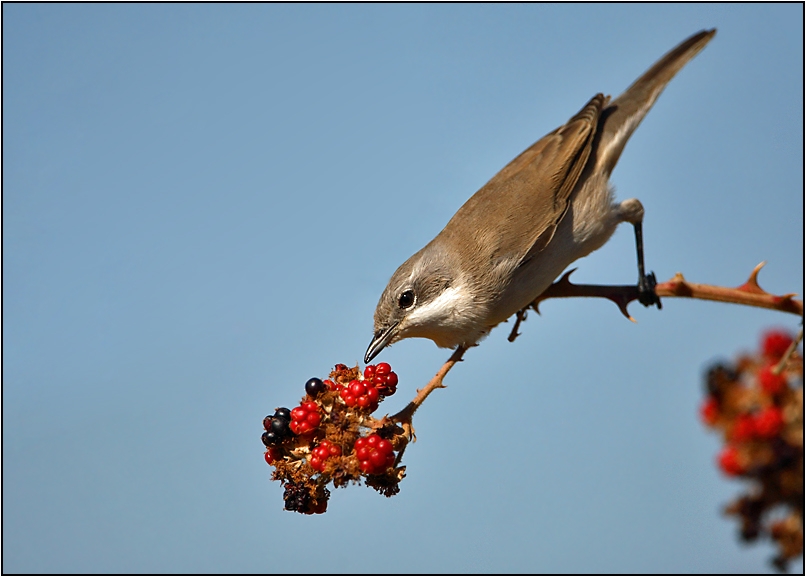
3, 4, 803, 573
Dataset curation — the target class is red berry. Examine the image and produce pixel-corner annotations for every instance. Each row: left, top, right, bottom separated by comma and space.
754, 407, 784, 438
364, 365, 376, 379
758, 364, 787, 395
357, 396, 371, 408
376, 362, 391, 375
366, 386, 380, 403
385, 372, 398, 387
762, 330, 794, 359
731, 414, 757, 442
718, 445, 744, 476
342, 394, 356, 406
369, 450, 388, 468
324, 379, 339, 391
265, 447, 283, 464
700, 397, 719, 426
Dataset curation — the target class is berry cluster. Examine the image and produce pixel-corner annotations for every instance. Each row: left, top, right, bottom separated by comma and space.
340, 379, 380, 410
282, 480, 329, 515
700, 328, 803, 571
363, 362, 398, 396
261, 363, 407, 514
355, 434, 396, 474
327, 363, 399, 410
289, 401, 321, 435
262, 408, 292, 446
309, 439, 342, 472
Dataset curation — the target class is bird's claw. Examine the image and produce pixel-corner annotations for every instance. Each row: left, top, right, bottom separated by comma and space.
638, 271, 662, 309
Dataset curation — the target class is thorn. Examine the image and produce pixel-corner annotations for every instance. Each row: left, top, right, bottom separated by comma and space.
775, 293, 799, 303
738, 262, 767, 294
559, 268, 578, 284
750, 261, 766, 284
615, 300, 636, 322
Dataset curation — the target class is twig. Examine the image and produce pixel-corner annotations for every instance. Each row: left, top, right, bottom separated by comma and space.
388, 346, 467, 440
773, 325, 804, 376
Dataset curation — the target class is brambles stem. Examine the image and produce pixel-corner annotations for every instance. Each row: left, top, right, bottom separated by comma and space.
774, 326, 804, 376
508, 262, 802, 341
389, 346, 467, 440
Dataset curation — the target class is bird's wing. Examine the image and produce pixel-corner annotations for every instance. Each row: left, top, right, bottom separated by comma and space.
441, 94, 606, 268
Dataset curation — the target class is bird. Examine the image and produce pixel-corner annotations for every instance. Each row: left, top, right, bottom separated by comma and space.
365, 29, 716, 364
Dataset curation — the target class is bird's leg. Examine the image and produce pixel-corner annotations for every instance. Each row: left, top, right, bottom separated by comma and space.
633, 220, 662, 309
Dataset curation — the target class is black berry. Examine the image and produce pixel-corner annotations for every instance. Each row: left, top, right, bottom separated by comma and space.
283, 481, 311, 513
273, 407, 291, 422
705, 363, 737, 399
262, 431, 281, 447
270, 417, 290, 436
305, 378, 325, 397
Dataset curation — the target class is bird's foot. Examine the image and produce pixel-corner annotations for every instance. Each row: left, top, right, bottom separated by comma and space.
638, 271, 662, 309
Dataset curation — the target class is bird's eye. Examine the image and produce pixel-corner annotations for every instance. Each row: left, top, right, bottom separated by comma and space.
398, 289, 415, 309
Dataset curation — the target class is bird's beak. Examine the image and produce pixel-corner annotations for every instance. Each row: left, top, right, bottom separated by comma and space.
364, 322, 399, 364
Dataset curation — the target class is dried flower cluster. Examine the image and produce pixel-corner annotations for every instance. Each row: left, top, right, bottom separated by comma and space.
700, 329, 803, 571
262, 363, 408, 514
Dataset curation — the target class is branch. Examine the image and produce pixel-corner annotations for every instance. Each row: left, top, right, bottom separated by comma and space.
509, 262, 802, 341
388, 346, 467, 440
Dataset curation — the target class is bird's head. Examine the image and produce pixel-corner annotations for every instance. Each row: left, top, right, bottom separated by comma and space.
365, 244, 481, 363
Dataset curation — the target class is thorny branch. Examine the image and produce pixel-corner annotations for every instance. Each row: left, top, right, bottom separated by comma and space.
394, 263, 803, 435
388, 346, 467, 441
509, 261, 802, 341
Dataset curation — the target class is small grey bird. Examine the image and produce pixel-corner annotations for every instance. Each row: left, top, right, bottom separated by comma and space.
366, 29, 716, 364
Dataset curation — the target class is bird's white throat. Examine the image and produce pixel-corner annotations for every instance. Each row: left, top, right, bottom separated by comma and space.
401, 284, 482, 348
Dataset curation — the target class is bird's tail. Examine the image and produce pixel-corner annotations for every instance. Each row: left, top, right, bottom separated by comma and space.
595, 29, 716, 176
